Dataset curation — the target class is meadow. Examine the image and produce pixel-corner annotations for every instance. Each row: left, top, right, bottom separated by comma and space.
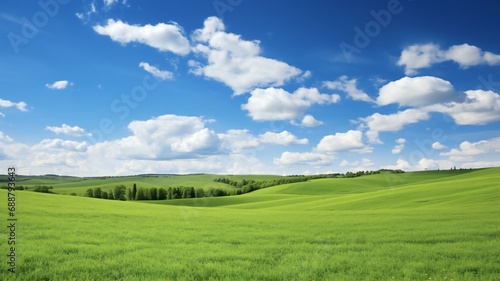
1, 168, 499, 280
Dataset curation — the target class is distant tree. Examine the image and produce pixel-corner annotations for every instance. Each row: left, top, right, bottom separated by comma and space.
70, 192, 77, 196
108, 192, 114, 200
166, 187, 173, 200
136, 187, 146, 200
86, 188, 94, 198
195, 188, 205, 198
189, 187, 195, 198
114, 185, 127, 200
126, 188, 133, 200
132, 183, 137, 200
93, 187, 102, 198
173, 187, 181, 199
158, 188, 167, 200
150, 187, 158, 200
206, 188, 214, 197
101, 191, 108, 199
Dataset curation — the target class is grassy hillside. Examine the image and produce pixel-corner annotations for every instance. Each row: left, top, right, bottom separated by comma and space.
1, 174, 289, 195
0, 168, 499, 280
149, 168, 492, 209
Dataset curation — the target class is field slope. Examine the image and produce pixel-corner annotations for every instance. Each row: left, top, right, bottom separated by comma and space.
1, 168, 499, 280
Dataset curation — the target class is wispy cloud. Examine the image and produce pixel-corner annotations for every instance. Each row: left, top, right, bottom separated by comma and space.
139, 62, 173, 80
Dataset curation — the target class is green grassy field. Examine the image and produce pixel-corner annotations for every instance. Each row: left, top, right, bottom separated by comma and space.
1, 168, 499, 280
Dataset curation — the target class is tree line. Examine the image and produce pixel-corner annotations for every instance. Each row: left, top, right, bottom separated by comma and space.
85, 184, 230, 201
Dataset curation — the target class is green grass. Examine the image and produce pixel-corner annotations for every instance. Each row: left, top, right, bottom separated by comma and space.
1, 168, 499, 280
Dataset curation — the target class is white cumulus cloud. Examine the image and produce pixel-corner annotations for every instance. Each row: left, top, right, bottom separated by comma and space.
440, 137, 500, 161
360, 109, 429, 132
242, 87, 339, 122
391, 138, 406, 154
0, 98, 28, 112
274, 152, 333, 166
190, 17, 301, 94
426, 90, 500, 125
432, 142, 447, 150
292, 114, 324, 127
46, 80, 72, 90
46, 124, 90, 137
377, 76, 459, 107
316, 130, 368, 153
398, 43, 500, 75
93, 19, 190, 55
259, 131, 308, 145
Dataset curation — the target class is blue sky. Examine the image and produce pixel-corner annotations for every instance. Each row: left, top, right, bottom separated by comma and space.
1, 0, 500, 176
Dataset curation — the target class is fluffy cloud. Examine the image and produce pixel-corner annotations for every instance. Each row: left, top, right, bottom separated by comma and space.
218, 129, 260, 152
417, 158, 438, 170
339, 158, 374, 172
33, 139, 88, 152
93, 19, 190, 55
242, 87, 339, 122
377, 76, 458, 107
46, 80, 72, 90
259, 131, 308, 145
391, 138, 406, 154
432, 142, 447, 150
274, 152, 333, 166
426, 90, 500, 125
440, 137, 500, 161
190, 17, 301, 94
316, 130, 368, 153
398, 43, 500, 75
360, 109, 429, 132
90, 115, 221, 160
139, 62, 173, 80
292, 114, 324, 127
0, 98, 28, 112
382, 159, 411, 171
323, 76, 373, 102
46, 124, 90, 137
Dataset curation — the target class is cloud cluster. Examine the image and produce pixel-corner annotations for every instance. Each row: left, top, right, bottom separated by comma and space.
324, 76, 373, 102
398, 43, 500, 75
275, 129, 372, 167
359, 76, 500, 142
0, 98, 28, 112
190, 17, 302, 95
440, 137, 500, 162
46, 124, 90, 137
391, 138, 406, 154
